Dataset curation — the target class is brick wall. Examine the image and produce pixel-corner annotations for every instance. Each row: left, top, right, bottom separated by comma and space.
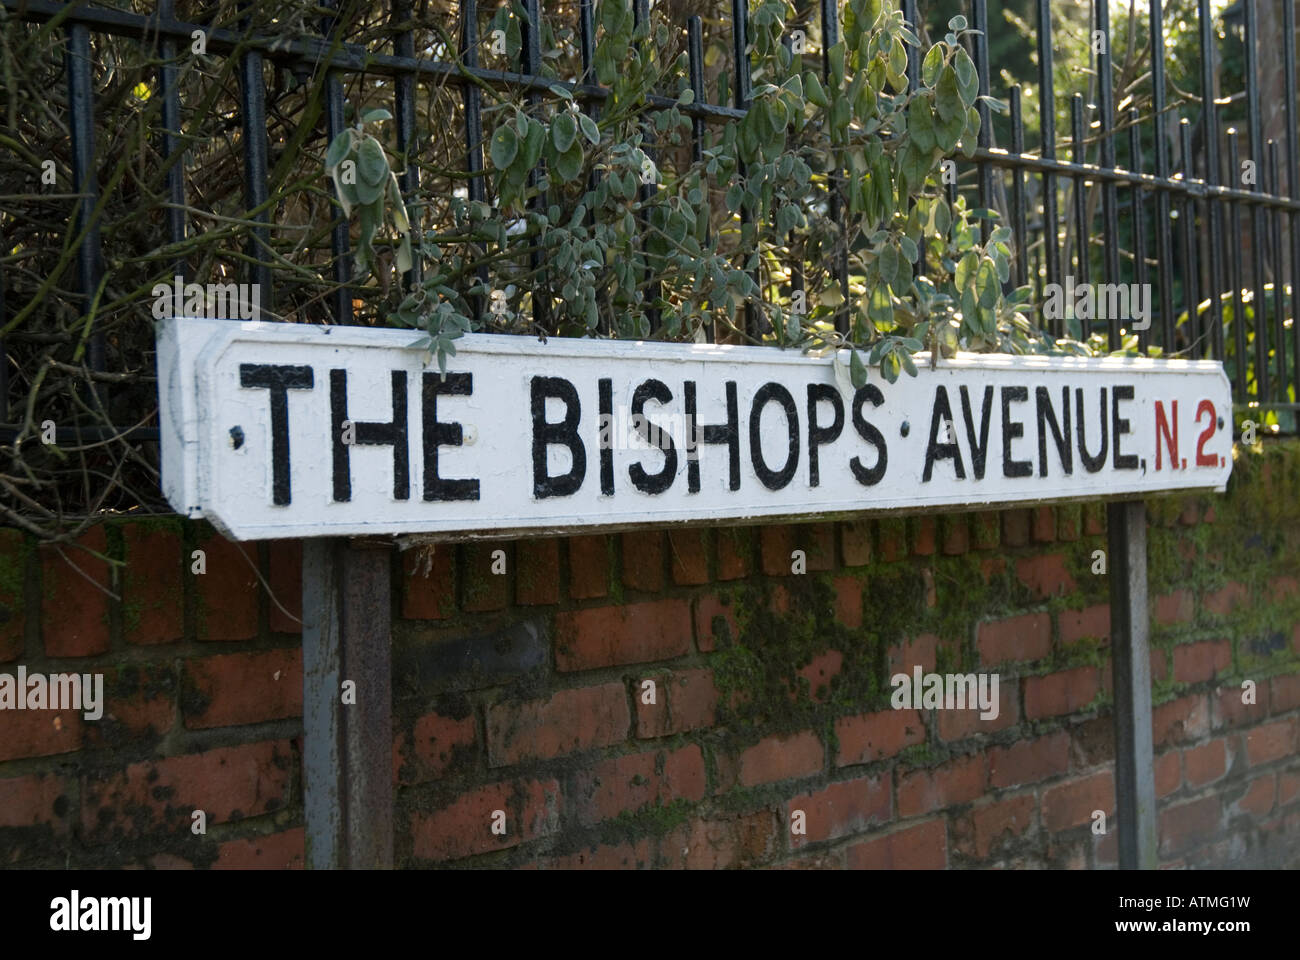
3, 441, 1299, 869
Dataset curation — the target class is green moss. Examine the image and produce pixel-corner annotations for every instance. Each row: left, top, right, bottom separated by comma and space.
598, 796, 692, 845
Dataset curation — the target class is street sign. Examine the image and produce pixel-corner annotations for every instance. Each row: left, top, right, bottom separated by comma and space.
157, 316, 1233, 541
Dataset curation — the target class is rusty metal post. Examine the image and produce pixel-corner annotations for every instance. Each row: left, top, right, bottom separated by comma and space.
1108, 501, 1158, 869
303, 538, 393, 869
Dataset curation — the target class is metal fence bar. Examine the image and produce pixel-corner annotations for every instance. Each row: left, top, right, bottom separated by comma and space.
1095, 0, 1120, 350
157, 0, 187, 280
971, 0, 991, 245
237, 3, 272, 319
1199, 0, 1225, 361
1285, 0, 1300, 404
1036, 0, 1060, 335
1130, 109, 1149, 355
461, 0, 487, 324
393, 0, 421, 291
1152, 0, 1176, 353
1178, 118, 1199, 356
1227, 130, 1248, 400
65, 21, 105, 377
1010, 86, 1028, 290
1244, 0, 1269, 400
322, 1, 352, 325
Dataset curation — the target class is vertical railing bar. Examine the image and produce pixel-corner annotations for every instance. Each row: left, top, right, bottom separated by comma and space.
783, 31, 805, 323
393, 0, 421, 291
687, 15, 712, 344
971, 0, 992, 245
520, 0, 549, 331
821, 0, 849, 334
1130, 108, 1149, 355
902, 0, 919, 91
1227, 130, 1247, 400
1036, 0, 1060, 336
1244, 0, 1268, 402
66, 21, 105, 382
1071, 95, 1090, 340
633, 0, 662, 333
238, 2, 273, 321
1283, 0, 1300, 409
1270, 141, 1287, 395
1010, 85, 1028, 290
461, 0, 487, 325
1095, 0, 1120, 350
1151, 0, 1175, 352
322, 0, 352, 325
1198, 0, 1224, 361
1178, 118, 1199, 358
734, 0, 759, 337
157, 0, 187, 280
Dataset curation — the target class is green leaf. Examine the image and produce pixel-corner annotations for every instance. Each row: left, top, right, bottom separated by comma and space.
356, 137, 389, 185
909, 96, 936, 151
921, 43, 944, 86
490, 125, 519, 170
324, 132, 352, 171
879, 243, 899, 287
578, 112, 600, 145
850, 347, 868, 389
900, 235, 919, 263
551, 111, 578, 153
976, 258, 999, 309
521, 118, 546, 170
599, 0, 626, 34
868, 283, 893, 327
361, 108, 393, 123
828, 41, 846, 87
955, 250, 978, 290
948, 14, 968, 32
804, 72, 829, 108
888, 37, 908, 83
354, 172, 384, 205
548, 83, 574, 100
554, 141, 584, 183
935, 100, 966, 152
954, 47, 979, 105
936, 65, 963, 122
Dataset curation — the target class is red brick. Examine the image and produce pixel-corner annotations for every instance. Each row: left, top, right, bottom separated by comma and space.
266, 539, 302, 634
0, 529, 26, 662
122, 522, 184, 645
573, 744, 706, 825
486, 682, 629, 766
716, 529, 752, 580
790, 776, 892, 847
1152, 694, 1210, 745
662, 811, 779, 869
767, 583, 791, 616
461, 543, 508, 612
989, 732, 1070, 788
516, 538, 560, 605
556, 598, 691, 671
1155, 591, 1194, 626
621, 531, 664, 591
214, 828, 305, 869
81, 740, 293, 839
738, 730, 824, 786
667, 530, 709, 586
1150, 648, 1169, 683
898, 754, 986, 816
412, 778, 560, 861
1270, 674, 1300, 714
1212, 682, 1268, 729
394, 711, 478, 785
1268, 575, 1299, 604
799, 650, 842, 702
835, 710, 925, 766
972, 512, 1000, 550
1032, 506, 1056, 543
1056, 504, 1082, 541
1155, 749, 1182, 798
402, 543, 454, 619
913, 516, 937, 556
937, 681, 1017, 740
694, 593, 738, 652
1183, 739, 1226, 787
878, 519, 906, 562
636, 668, 717, 738
760, 525, 796, 576
1060, 605, 1110, 644
89, 663, 174, 744
847, 818, 947, 869
941, 515, 969, 556
978, 612, 1051, 665
1016, 553, 1076, 599
0, 707, 82, 763
960, 793, 1036, 858
1236, 775, 1276, 817
841, 521, 872, 567
194, 532, 259, 642
1043, 770, 1114, 832
802, 524, 835, 571
1279, 770, 1299, 806
529, 839, 651, 870
1159, 795, 1220, 856
1244, 718, 1295, 766
1178, 499, 1200, 525
1084, 502, 1106, 536
833, 577, 862, 629
0, 773, 70, 834
1173, 640, 1232, 684
568, 535, 610, 599
41, 526, 110, 656
1024, 666, 1099, 720
1204, 582, 1249, 617
1003, 509, 1031, 547
886, 633, 939, 677
182, 648, 301, 729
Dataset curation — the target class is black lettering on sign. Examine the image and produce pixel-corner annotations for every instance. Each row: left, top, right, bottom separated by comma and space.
923, 386, 965, 481
1077, 387, 1108, 472
598, 378, 614, 495
1001, 386, 1032, 478
1112, 384, 1139, 469
749, 382, 799, 490
239, 363, 314, 506
685, 381, 740, 493
806, 384, 845, 488
531, 376, 586, 499
959, 385, 994, 480
330, 369, 410, 503
1036, 385, 1073, 477
422, 372, 480, 502
850, 384, 888, 486
629, 379, 677, 495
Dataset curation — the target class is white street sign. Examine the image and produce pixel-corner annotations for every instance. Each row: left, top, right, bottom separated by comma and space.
157, 316, 1233, 541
